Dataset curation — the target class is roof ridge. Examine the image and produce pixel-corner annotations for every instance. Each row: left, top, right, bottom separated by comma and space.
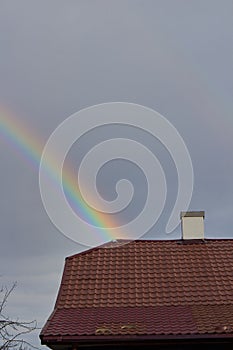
66, 238, 233, 259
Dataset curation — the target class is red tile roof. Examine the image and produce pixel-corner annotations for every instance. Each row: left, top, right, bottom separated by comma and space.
40, 239, 233, 343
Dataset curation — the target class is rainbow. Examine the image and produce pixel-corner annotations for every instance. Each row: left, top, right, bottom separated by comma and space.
0, 106, 121, 242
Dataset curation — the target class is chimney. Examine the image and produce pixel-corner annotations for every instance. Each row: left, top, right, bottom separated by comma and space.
180, 211, 205, 240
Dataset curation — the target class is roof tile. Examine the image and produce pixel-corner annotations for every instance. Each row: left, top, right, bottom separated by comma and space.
41, 239, 233, 340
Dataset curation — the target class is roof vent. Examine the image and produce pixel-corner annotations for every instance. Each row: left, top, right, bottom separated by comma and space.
180, 211, 205, 240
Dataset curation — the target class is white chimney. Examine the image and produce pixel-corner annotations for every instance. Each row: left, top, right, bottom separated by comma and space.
180, 211, 205, 240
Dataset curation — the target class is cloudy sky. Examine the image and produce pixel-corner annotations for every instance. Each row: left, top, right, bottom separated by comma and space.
0, 0, 232, 347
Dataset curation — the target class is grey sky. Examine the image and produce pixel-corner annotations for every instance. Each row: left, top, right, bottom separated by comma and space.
0, 0, 232, 347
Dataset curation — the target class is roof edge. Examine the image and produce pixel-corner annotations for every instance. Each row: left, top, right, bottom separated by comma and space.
40, 332, 233, 344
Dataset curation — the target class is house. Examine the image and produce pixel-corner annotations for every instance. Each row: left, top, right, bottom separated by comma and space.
40, 212, 233, 349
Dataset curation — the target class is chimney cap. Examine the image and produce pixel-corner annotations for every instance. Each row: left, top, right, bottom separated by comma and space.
180, 211, 205, 219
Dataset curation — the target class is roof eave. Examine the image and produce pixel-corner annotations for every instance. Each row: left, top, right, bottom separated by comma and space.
40, 332, 233, 345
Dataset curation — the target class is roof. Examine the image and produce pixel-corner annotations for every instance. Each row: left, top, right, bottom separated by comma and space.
40, 239, 233, 344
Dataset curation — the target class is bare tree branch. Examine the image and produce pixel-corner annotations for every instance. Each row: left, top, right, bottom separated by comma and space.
0, 282, 39, 350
